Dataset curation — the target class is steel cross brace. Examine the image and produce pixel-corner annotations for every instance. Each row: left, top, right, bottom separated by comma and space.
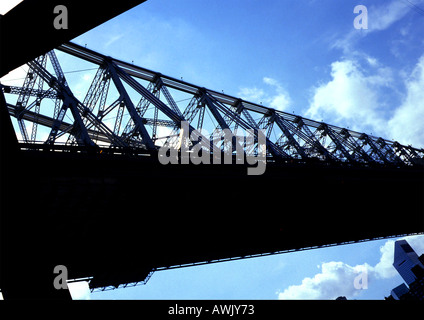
317, 123, 355, 162
359, 133, 391, 164
152, 74, 184, 119
15, 56, 47, 142
393, 142, 424, 165
271, 112, 308, 159
27, 59, 94, 146
200, 91, 289, 160
334, 128, 374, 163
28, 58, 126, 147
376, 138, 402, 165
289, 117, 333, 161
7, 86, 58, 100
112, 62, 211, 152
104, 61, 155, 150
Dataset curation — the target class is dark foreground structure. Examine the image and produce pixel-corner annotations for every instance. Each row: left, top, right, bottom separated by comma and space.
385, 240, 424, 300
1, 0, 423, 299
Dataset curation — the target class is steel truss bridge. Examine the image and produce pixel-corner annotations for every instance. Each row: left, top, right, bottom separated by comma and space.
3, 42, 424, 166
1, 42, 424, 298
0, 1, 423, 300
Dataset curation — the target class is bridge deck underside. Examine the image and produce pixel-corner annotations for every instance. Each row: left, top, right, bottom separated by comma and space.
2, 147, 423, 295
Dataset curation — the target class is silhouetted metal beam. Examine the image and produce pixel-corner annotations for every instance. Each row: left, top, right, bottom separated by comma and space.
0, 0, 147, 77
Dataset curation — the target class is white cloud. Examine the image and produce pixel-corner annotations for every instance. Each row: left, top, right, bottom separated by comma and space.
387, 55, 424, 147
238, 87, 265, 104
373, 240, 398, 279
374, 235, 424, 279
278, 261, 372, 300
240, 56, 424, 150
238, 77, 291, 111
306, 52, 424, 148
105, 34, 125, 48
277, 235, 424, 300
305, 59, 391, 134
368, 0, 412, 32
332, 0, 420, 56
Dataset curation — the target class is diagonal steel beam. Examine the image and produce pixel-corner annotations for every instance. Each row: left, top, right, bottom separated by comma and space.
27, 59, 94, 146
28, 58, 127, 147
272, 112, 308, 159
105, 61, 155, 150
317, 123, 354, 162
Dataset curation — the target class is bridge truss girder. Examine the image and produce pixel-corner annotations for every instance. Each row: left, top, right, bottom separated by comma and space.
1, 42, 423, 167
1, 41, 424, 296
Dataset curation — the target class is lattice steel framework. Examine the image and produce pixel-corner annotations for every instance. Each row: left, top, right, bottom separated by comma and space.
1, 42, 424, 167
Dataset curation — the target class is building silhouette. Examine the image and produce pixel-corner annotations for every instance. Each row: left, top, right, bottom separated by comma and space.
393, 240, 424, 285
385, 240, 424, 300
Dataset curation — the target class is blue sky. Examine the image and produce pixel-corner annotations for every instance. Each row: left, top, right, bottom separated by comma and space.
1, 0, 424, 300
70, 235, 424, 300
3, 0, 424, 146
64, 0, 424, 148
64, 0, 424, 300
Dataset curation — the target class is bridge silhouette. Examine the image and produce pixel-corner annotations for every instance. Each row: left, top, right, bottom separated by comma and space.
1, 0, 423, 299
